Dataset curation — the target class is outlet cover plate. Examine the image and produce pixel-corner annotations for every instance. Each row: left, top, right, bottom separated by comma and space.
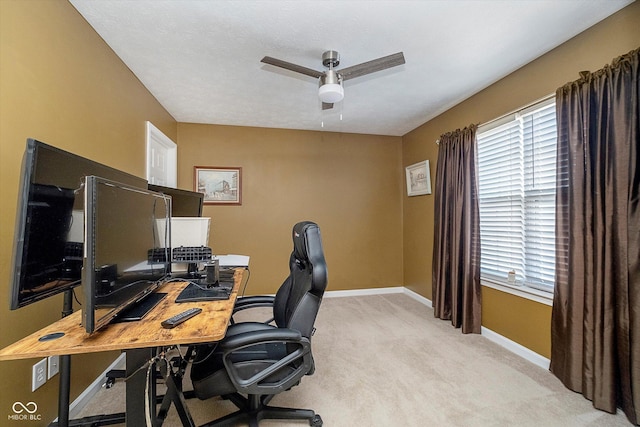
48, 355, 60, 379
32, 358, 47, 391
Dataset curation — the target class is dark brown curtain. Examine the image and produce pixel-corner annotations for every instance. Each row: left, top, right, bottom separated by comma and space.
550, 47, 640, 425
432, 125, 481, 334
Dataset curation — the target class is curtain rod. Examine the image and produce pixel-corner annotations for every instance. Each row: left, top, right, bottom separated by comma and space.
435, 92, 555, 144
477, 92, 555, 131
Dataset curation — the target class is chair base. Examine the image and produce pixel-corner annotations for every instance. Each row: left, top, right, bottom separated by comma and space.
200, 393, 322, 427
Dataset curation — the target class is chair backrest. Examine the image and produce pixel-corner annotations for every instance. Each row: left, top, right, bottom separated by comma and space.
272, 221, 327, 338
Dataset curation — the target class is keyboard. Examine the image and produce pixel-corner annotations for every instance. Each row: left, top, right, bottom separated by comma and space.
114, 292, 168, 322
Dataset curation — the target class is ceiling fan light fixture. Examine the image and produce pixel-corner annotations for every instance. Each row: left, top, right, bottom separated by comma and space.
318, 83, 344, 103
262, 50, 404, 109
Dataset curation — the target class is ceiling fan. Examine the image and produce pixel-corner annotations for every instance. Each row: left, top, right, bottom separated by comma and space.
261, 50, 405, 110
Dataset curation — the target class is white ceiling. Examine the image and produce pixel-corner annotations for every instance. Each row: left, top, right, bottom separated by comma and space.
69, 0, 632, 136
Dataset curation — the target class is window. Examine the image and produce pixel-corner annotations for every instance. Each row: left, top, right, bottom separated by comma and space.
476, 98, 557, 293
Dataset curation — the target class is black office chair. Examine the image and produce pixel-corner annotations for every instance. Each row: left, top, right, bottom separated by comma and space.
190, 221, 327, 427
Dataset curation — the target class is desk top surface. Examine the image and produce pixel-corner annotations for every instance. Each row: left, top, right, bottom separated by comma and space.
0, 269, 244, 361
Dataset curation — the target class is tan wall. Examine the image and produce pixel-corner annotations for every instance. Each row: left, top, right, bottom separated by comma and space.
177, 124, 403, 294
402, 1, 640, 358
0, 1, 176, 423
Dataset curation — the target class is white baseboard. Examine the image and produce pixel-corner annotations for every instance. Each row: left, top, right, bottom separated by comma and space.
402, 287, 433, 308
324, 286, 404, 298
324, 286, 433, 308
481, 327, 550, 370
55, 353, 126, 421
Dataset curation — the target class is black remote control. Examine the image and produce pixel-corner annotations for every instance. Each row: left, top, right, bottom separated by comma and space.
161, 307, 202, 329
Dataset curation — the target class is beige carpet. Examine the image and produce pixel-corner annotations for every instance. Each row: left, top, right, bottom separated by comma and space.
77, 293, 632, 426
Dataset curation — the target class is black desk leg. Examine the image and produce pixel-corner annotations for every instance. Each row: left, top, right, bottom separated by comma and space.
56, 290, 74, 427
156, 366, 196, 427
57, 354, 71, 427
125, 348, 156, 427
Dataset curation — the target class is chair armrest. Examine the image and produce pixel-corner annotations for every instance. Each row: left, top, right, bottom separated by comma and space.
231, 295, 276, 324
220, 329, 312, 395
233, 295, 275, 311
220, 328, 301, 351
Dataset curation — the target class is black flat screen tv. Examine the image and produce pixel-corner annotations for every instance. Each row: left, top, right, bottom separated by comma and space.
83, 176, 171, 333
10, 139, 147, 310
147, 184, 204, 217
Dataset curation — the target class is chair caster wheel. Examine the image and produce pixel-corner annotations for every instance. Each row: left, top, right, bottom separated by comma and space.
105, 377, 116, 389
310, 414, 323, 426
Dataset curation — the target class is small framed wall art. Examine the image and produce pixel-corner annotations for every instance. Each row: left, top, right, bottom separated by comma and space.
194, 166, 242, 205
405, 160, 431, 196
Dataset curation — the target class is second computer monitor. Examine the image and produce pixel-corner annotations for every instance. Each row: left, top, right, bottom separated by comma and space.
147, 184, 204, 217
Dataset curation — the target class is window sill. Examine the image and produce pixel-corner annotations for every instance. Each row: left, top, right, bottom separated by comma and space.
481, 279, 553, 306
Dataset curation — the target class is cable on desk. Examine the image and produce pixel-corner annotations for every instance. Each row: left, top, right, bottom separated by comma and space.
71, 288, 82, 306
240, 267, 251, 297
164, 267, 250, 295
164, 277, 213, 291
164, 269, 235, 290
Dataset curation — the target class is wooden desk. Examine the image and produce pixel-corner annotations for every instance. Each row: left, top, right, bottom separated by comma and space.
0, 269, 246, 427
0, 270, 242, 360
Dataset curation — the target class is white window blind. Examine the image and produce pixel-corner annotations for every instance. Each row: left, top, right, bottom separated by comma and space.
477, 99, 557, 292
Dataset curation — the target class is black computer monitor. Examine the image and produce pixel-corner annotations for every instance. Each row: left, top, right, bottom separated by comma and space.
9, 139, 148, 310
83, 176, 171, 333
147, 184, 204, 217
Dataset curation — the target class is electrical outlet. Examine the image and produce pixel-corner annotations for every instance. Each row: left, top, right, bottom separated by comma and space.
48, 355, 60, 379
32, 358, 47, 391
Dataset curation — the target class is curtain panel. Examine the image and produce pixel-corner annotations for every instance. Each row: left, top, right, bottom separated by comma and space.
550, 47, 640, 425
432, 125, 482, 334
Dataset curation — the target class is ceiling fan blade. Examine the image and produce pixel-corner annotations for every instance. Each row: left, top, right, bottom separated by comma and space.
322, 102, 334, 110
338, 52, 405, 81
261, 56, 324, 79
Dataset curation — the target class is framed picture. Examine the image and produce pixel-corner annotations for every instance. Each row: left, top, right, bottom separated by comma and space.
194, 166, 242, 205
405, 160, 431, 196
